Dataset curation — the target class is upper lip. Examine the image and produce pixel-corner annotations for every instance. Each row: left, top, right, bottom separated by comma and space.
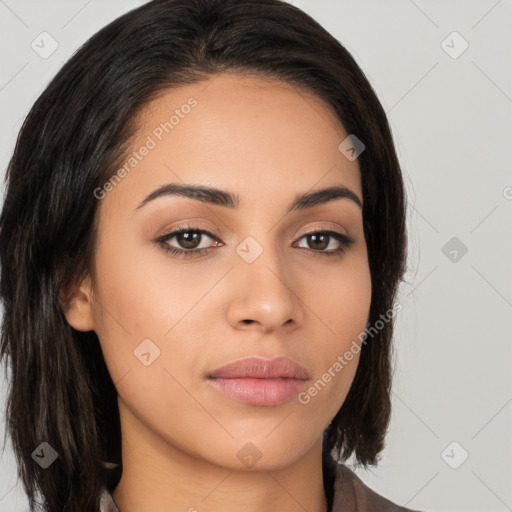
207, 356, 310, 380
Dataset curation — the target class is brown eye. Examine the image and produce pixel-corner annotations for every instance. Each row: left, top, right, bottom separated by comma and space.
304, 233, 329, 250
295, 230, 354, 256
173, 231, 203, 249
155, 226, 354, 260
155, 226, 221, 259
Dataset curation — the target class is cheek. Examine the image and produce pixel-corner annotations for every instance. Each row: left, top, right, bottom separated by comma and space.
309, 250, 372, 341
90, 237, 233, 428
91, 224, 213, 337
296, 273, 368, 423
299, 253, 371, 406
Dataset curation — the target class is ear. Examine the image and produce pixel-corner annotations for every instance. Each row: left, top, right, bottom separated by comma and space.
59, 274, 96, 332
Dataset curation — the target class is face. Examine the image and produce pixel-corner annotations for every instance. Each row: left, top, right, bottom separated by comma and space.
64, 72, 372, 472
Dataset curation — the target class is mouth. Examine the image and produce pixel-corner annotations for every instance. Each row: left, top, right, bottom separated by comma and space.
206, 356, 309, 407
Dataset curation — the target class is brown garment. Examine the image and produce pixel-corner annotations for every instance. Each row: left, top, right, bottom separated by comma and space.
326, 460, 422, 511
99, 456, 422, 512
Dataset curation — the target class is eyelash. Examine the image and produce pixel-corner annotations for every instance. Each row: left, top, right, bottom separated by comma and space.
154, 224, 354, 260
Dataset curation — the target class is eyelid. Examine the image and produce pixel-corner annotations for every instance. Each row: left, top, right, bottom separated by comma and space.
156, 221, 349, 243
157, 223, 218, 239
297, 222, 349, 238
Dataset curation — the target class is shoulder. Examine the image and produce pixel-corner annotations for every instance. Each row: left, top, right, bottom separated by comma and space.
330, 461, 424, 512
99, 487, 120, 512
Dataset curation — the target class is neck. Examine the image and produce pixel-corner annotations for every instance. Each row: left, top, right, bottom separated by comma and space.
112, 401, 329, 512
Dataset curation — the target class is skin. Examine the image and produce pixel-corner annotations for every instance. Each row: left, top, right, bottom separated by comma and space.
63, 72, 372, 512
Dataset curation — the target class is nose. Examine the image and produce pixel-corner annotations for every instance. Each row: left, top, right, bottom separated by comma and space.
226, 241, 304, 334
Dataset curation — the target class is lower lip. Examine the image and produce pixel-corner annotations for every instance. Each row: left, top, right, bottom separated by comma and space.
208, 377, 307, 406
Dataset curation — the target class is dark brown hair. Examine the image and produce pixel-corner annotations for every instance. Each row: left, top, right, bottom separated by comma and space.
0, 0, 407, 510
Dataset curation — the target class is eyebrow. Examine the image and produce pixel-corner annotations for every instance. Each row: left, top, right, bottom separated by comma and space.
134, 183, 363, 213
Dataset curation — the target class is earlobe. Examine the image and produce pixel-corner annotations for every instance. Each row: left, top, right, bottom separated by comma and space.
59, 274, 96, 332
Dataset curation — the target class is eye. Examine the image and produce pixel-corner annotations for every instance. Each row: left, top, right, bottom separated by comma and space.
294, 230, 354, 257
154, 224, 221, 259
154, 225, 354, 259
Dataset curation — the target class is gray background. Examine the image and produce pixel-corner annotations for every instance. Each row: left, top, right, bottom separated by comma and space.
1, 1, 511, 511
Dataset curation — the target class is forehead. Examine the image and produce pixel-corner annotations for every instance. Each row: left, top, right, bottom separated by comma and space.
138, 71, 349, 152
103, 72, 362, 214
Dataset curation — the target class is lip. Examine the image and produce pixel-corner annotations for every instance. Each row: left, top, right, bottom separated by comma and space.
207, 356, 309, 406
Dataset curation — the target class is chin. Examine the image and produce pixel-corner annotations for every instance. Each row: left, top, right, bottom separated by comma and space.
199, 432, 316, 472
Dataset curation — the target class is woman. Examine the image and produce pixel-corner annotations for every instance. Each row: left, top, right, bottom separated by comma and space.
0, 1, 417, 511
